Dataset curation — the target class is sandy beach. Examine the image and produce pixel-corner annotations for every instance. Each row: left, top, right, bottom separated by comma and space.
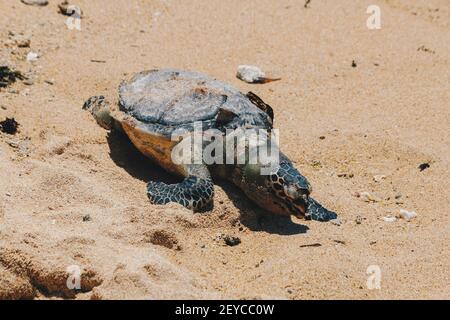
0, 0, 449, 299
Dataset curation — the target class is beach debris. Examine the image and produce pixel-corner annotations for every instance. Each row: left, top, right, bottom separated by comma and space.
26, 51, 39, 62
359, 191, 381, 203
300, 243, 322, 248
236, 65, 280, 84
337, 172, 354, 179
399, 209, 417, 221
214, 233, 241, 246
418, 162, 430, 171
333, 240, 346, 245
82, 214, 91, 222
351, 60, 357, 68
304, 0, 312, 8
373, 174, 386, 182
21, 0, 48, 6
0, 118, 19, 135
417, 45, 435, 54
310, 160, 322, 168
394, 192, 402, 199
355, 215, 363, 224
58, 1, 83, 17
383, 215, 397, 222
44, 79, 55, 85
223, 235, 241, 246
330, 218, 342, 226
0, 64, 25, 88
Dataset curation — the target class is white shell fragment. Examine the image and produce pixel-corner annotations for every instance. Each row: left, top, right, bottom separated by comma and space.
330, 218, 342, 226
373, 174, 386, 182
26, 51, 39, 62
399, 209, 417, 221
360, 191, 380, 202
383, 215, 397, 222
236, 65, 280, 84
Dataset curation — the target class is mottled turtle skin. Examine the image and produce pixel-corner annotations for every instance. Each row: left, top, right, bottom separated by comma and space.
83, 69, 337, 221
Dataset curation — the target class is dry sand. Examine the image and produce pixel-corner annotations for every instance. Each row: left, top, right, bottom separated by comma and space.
0, 0, 449, 299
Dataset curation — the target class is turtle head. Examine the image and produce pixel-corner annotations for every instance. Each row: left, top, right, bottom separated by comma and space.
83, 95, 114, 130
265, 161, 312, 218
243, 159, 312, 219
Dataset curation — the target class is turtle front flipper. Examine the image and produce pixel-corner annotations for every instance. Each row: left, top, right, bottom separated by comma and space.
147, 164, 214, 212
305, 197, 338, 222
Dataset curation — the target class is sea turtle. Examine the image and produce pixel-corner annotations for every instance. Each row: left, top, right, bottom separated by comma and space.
83, 69, 337, 221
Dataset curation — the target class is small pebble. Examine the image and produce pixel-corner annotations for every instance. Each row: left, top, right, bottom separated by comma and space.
23, 78, 34, 86
399, 209, 417, 221
360, 191, 380, 202
223, 235, 241, 246
355, 215, 362, 224
82, 214, 91, 222
26, 52, 39, 62
351, 60, 357, 67
418, 163, 430, 171
373, 174, 386, 182
383, 216, 397, 222
213, 233, 224, 242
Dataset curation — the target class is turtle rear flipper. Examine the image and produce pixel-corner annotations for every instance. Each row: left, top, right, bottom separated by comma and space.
83, 95, 115, 130
305, 197, 338, 221
147, 164, 214, 212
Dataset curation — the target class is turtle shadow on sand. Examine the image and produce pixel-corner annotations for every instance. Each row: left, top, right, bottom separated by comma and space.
106, 130, 180, 185
106, 131, 309, 235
